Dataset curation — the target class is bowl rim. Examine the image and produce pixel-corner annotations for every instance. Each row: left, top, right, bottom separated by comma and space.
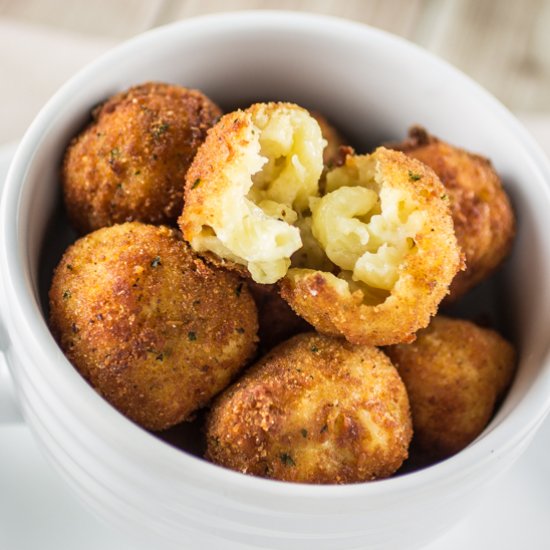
2, 9, 550, 504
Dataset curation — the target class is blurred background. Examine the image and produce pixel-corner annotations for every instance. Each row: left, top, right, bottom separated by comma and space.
1, 0, 549, 147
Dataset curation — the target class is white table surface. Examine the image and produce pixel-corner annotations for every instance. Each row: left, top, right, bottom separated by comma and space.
1, 14, 549, 550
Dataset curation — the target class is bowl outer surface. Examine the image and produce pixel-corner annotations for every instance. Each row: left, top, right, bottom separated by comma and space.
1, 10, 550, 549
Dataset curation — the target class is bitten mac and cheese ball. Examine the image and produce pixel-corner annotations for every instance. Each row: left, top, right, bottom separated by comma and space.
49, 222, 258, 431
205, 333, 412, 483
63, 82, 221, 234
281, 149, 463, 345
385, 316, 516, 460
392, 126, 515, 301
181, 102, 326, 284
180, 102, 462, 345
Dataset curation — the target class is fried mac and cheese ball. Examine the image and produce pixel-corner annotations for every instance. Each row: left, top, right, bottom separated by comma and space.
385, 316, 516, 460
205, 333, 412, 483
281, 149, 463, 345
49, 222, 258, 431
181, 102, 326, 283
392, 126, 515, 301
63, 82, 221, 233
180, 103, 462, 345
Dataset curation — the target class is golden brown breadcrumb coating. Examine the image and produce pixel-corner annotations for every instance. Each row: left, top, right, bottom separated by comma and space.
63, 82, 221, 234
205, 333, 412, 483
180, 101, 326, 284
280, 148, 463, 345
391, 126, 515, 301
385, 316, 516, 460
49, 222, 257, 431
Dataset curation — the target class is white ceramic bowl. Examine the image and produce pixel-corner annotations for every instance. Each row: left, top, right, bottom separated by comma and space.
2, 11, 550, 550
